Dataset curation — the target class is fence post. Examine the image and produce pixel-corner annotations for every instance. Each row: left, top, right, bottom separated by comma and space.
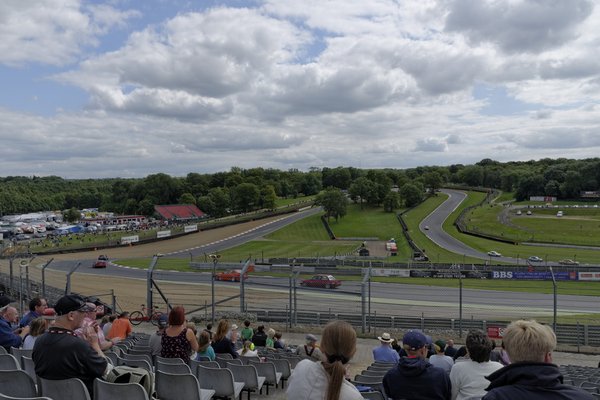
41, 258, 53, 299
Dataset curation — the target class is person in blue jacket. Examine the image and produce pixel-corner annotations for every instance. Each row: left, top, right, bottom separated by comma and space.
0, 296, 30, 351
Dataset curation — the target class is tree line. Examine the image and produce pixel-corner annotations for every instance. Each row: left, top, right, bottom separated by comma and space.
2, 157, 599, 217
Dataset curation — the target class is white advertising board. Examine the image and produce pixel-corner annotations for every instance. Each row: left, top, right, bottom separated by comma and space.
120, 235, 139, 244
157, 230, 171, 238
578, 272, 600, 281
184, 225, 198, 233
371, 269, 411, 277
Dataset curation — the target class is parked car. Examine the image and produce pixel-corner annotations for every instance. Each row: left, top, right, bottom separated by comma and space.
93, 255, 109, 268
528, 256, 543, 262
300, 274, 342, 289
215, 269, 248, 282
558, 259, 579, 266
487, 251, 502, 257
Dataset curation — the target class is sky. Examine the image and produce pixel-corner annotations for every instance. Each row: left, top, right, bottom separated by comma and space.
1, 0, 600, 179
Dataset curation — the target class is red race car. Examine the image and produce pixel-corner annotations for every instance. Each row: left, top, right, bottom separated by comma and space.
92, 255, 109, 268
215, 269, 248, 282
300, 274, 342, 289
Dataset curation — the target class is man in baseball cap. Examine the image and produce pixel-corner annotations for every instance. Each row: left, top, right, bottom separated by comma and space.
383, 330, 451, 399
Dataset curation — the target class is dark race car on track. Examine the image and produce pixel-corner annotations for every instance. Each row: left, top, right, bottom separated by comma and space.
300, 274, 342, 289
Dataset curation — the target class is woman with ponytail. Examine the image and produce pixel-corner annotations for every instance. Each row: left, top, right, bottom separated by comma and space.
286, 320, 363, 400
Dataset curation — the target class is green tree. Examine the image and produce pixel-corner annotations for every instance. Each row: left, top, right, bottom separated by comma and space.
179, 192, 196, 205
231, 183, 260, 212
64, 207, 80, 223
349, 177, 375, 209
400, 183, 423, 207
315, 187, 348, 222
423, 171, 443, 194
383, 192, 401, 212
260, 185, 277, 210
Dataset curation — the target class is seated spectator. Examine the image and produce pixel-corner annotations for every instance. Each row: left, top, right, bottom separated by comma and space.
266, 328, 276, 348
429, 339, 454, 374
19, 297, 48, 327
196, 330, 216, 361
226, 323, 239, 349
483, 320, 594, 400
287, 320, 363, 400
274, 331, 286, 350
444, 339, 458, 358
108, 312, 132, 340
240, 320, 253, 342
373, 332, 400, 363
212, 319, 238, 358
295, 333, 323, 362
23, 317, 48, 350
251, 325, 267, 347
33, 294, 108, 396
453, 345, 468, 362
238, 340, 258, 357
75, 302, 115, 351
203, 323, 214, 341
450, 330, 503, 400
102, 314, 116, 338
383, 330, 451, 400
149, 316, 168, 357
1, 299, 30, 350
498, 341, 510, 366
161, 306, 198, 360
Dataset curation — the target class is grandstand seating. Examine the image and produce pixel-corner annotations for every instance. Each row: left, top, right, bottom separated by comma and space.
38, 377, 91, 400
155, 370, 214, 400
226, 362, 266, 400
195, 365, 244, 400
0, 370, 38, 398
247, 360, 282, 395
93, 379, 149, 400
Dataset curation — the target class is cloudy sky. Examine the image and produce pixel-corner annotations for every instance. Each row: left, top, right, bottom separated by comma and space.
2, 0, 600, 178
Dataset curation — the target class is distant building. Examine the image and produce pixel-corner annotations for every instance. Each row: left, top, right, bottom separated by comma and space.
529, 196, 557, 202
154, 204, 205, 221
580, 191, 600, 199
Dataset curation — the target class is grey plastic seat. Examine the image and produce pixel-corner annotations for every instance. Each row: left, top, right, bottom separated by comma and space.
156, 360, 192, 374
116, 356, 153, 373
155, 356, 186, 365
216, 357, 240, 368
0, 347, 6, 355
190, 359, 219, 375
270, 358, 292, 388
38, 377, 91, 400
93, 378, 149, 400
10, 348, 33, 367
239, 356, 260, 365
21, 356, 37, 381
0, 370, 38, 398
215, 353, 233, 360
120, 353, 153, 366
104, 352, 118, 366
0, 396, 52, 400
155, 370, 215, 400
0, 354, 20, 370
279, 355, 302, 369
227, 362, 266, 400
361, 391, 386, 400
196, 365, 244, 400
247, 360, 282, 395
127, 347, 151, 357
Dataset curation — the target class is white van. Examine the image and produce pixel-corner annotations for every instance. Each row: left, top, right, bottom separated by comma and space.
557, 211, 563, 217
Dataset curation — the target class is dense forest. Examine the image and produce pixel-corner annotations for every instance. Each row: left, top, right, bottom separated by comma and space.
2, 158, 600, 217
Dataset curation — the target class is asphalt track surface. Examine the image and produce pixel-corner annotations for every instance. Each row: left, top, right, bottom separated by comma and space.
40, 199, 599, 320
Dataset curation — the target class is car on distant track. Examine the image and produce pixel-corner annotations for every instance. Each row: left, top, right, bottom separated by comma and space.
558, 259, 579, 266
300, 274, 342, 289
215, 269, 248, 282
528, 256, 543, 262
93, 255, 109, 268
487, 251, 502, 257
526, 210, 532, 215
424, 225, 430, 230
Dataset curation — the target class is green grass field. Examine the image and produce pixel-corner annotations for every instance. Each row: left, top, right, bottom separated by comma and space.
327, 204, 404, 240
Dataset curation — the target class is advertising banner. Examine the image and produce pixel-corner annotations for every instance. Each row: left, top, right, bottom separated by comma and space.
157, 230, 171, 239
371, 269, 411, 277
120, 235, 139, 245
487, 326, 506, 339
578, 272, 600, 281
491, 271, 576, 280
184, 224, 198, 233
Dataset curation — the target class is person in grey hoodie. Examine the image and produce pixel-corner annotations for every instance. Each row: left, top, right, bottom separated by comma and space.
383, 330, 451, 400
483, 320, 593, 400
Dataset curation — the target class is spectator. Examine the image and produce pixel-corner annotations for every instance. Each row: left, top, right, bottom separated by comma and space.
196, 331, 216, 361
450, 330, 503, 400
444, 339, 458, 358
226, 323, 239, 344
274, 331, 286, 350
19, 297, 48, 328
108, 312, 132, 340
75, 302, 115, 351
203, 323, 214, 341
160, 306, 198, 360
429, 339, 454, 374
287, 320, 363, 400
483, 320, 594, 400
296, 333, 323, 362
33, 294, 107, 396
383, 329, 451, 400
238, 340, 259, 357
373, 332, 400, 363
266, 328, 276, 348
240, 320, 253, 342
102, 314, 116, 338
498, 341, 510, 366
251, 325, 267, 347
149, 315, 168, 357
1, 300, 30, 350
212, 319, 238, 358
453, 345, 468, 362
23, 317, 48, 350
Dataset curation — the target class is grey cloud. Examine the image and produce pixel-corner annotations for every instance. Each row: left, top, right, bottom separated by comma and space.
414, 137, 448, 152
446, 134, 462, 144
445, 0, 594, 54
539, 58, 600, 80
530, 110, 553, 120
503, 127, 600, 149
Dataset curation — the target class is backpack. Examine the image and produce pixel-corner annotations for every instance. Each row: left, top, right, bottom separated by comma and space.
105, 365, 153, 395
